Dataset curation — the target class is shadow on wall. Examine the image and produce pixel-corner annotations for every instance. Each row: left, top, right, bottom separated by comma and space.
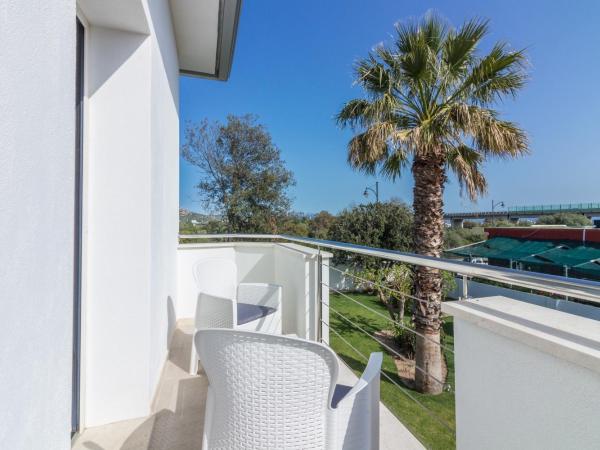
146, 0, 179, 109
236, 247, 274, 284
167, 296, 176, 349
81, 324, 206, 450
88, 27, 148, 97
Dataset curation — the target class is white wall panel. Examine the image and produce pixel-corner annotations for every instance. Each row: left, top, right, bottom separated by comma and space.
0, 1, 76, 448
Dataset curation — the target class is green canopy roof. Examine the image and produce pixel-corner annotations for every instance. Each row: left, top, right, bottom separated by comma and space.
572, 260, 600, 278
447, 237, 600, 279
448, 238, 555, 260
519, 245, 600, 267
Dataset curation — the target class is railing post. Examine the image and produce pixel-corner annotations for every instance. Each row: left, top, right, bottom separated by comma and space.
461, 274, 469, 300
317, 247, 323, 343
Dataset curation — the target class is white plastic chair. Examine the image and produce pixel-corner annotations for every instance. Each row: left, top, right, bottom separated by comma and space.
189, 258, 283, 374
195, 328, 382, 450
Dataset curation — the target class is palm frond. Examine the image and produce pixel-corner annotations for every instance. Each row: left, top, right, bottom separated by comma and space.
420, 12, 447, 54
442, 18, 489, 77
337, 14, 529, 196
380, 149, 409, 180
354, 56, 393, 95
336, 96, 400, 129
347, 122, 396, 170
447, 145, 487, 199
449, 104, 528, 157
462, 43, 528, 104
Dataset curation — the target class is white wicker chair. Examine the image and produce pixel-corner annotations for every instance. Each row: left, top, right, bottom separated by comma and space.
189, 258, 283, 374
195, 329, 382, 450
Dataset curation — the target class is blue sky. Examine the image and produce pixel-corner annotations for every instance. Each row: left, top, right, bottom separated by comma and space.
179, 0, 600, 215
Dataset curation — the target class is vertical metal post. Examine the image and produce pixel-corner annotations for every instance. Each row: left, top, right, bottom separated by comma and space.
317, 247, 323, 343
461, 274, 469, 300
564, 265, 569, 301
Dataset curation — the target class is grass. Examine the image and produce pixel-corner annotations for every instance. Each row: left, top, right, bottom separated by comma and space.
329, 292, 456, 450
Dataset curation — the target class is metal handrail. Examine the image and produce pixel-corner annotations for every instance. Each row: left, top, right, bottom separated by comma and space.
179, 233, 600, 304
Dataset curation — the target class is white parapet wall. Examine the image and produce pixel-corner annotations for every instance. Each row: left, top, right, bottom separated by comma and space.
177, 242, 331, 341
443, 296, 600, 450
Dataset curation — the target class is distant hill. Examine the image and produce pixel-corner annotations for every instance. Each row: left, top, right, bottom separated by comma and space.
179, 208, 218, 225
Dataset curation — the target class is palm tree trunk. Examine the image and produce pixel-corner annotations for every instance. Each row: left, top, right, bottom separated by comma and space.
412, 153, 446, 394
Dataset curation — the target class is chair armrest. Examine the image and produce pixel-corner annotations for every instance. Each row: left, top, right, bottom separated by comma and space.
195, 292, 235, 329
334, 352, 382, 450
237, 283, 282, 310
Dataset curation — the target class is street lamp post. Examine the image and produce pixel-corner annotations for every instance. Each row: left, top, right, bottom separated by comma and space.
491, 200, 505, 226
363, 181, 379, 203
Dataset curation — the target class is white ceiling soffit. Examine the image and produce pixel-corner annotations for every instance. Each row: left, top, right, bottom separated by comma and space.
170, 0, 242, 80
78, 0, 150, 35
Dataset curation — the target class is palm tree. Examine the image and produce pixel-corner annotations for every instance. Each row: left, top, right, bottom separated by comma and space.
337, 14, 528, 394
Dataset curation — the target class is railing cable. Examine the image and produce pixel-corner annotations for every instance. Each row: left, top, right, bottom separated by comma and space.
325, 324, 456, 434
323, 284, 454, 354
326, 305, 451, 388
324, 264, 443, 307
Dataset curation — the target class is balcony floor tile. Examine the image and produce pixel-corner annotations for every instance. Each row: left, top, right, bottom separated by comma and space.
72, 320, 423, 450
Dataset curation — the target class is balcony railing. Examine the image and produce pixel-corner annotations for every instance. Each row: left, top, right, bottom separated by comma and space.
180, 233, 600, 449
180, 234, 600, 304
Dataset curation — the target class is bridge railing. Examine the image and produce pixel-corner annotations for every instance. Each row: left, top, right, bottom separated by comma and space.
507, 203, 600, 213
445, 203, 600, 218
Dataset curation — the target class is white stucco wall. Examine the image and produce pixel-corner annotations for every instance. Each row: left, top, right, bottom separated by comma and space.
444, 297, 600, 450
82, 0, 180, 427
84, 24, 153, 426
147, 0, 180, 407
0, 1, 76, 449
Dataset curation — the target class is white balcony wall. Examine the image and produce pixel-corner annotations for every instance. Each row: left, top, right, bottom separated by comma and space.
449, 277, 600, 321
0, 1, 76, 448
177, 242, 330, 340
443, 296, 600, 450
81, 0, 179, 428
148, 0, 180, 413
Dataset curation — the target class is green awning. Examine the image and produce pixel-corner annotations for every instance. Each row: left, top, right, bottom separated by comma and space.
448, 238, 555, 260
571, 260, 600, 278
447, 237, 600, 279
519, 245, 600, 267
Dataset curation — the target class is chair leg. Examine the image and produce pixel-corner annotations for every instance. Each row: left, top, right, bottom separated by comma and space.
189, 342, 198, 375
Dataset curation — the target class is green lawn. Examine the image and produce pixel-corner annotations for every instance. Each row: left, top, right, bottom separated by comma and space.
329, 292, 456, 450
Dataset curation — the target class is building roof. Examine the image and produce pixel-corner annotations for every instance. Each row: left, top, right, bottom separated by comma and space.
449, 237, 555, 260
170, 0, 242, 80
485, 226, 600, 244
447, 237, 600, 278
79, 0, 242, 80
519, 245, 600, 268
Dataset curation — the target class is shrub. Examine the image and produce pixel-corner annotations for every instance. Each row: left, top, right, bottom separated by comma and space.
393, 323, 417, 359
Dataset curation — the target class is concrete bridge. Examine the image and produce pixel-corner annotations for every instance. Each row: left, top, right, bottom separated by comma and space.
445, 202, 600, 227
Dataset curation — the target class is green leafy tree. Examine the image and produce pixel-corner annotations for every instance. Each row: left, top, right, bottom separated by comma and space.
182, 114, 295, 233
328, 200, 413, 266
337, 14, 528, 393
357, 264, 413, 322
484, 218, 531, 227
357, 265, 456, 359
277, 212, 311, 236
309, 210, 336, 239
537, 213, 592, 227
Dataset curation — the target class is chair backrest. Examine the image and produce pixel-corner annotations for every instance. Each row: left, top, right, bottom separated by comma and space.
196, 329, 340, 449
192, 258, 237, 299
195, 293, 235, 329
